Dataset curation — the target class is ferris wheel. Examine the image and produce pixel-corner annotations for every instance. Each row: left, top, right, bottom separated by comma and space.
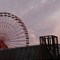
0, 12, 29, 49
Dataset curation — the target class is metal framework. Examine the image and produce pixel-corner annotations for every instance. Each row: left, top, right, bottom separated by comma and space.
40, 35, 59, 59
0, 12, 29, 49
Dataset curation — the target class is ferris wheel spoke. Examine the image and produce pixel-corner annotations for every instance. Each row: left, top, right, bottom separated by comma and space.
9, 28, 24, 37
2, 23, 14, 37
10, 43, 26, 46
14, 29, 23, 34
9, 45, 16, 48
7, 44, 26, 47
9, 44, 26, 47
5, 40, 26, 42
3, 23, 12, 36
8, 31, 25, 38
9, 36, 26, 40
5, 38, 27, 42
5, 42, 26, 44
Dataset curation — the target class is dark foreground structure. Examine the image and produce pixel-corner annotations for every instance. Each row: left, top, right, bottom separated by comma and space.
0, 35, 60, 60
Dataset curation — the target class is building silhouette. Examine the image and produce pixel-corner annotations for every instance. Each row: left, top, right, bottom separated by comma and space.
0, 35, 60, 60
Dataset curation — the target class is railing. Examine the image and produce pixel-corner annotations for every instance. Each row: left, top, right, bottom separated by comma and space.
40, 35, 59, 59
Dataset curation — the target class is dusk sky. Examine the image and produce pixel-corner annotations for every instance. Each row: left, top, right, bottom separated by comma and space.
0, 0, 60, 45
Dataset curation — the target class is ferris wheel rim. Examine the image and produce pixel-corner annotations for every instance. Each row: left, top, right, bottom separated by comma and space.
0, 12, 29, 49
